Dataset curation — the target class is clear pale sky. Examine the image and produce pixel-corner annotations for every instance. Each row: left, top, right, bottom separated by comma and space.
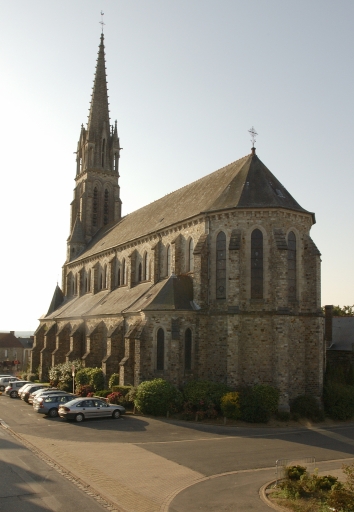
0, 1, 353, 331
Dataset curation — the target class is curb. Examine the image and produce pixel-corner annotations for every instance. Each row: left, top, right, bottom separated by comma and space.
259, 480, 289, 512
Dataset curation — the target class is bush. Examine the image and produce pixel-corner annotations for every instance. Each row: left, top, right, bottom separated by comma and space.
107, 391, 123, 405
75, 367, 105, 391
75, 368, 91, 386
275, 410, 291, 422
285, 465, 307, 481
76, 384, 94, 397
291, 394, 324, 422
27, 373, 37, 382
94, 389, 111, 398
134, 379, 183, 416
239, 385, 279, 423
109, 373, 120, 388
89, 368, 105, 391
221, 392, 241, 419
324, 382, 354, 420
112, 385, 132, 397
182, 380, 230, 413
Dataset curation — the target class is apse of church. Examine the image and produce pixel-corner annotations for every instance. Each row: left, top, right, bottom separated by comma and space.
31, 34, 324, 410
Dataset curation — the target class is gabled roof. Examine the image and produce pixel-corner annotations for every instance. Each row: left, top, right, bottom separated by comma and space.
0, 332, 23, 349
72, 152, 313, 263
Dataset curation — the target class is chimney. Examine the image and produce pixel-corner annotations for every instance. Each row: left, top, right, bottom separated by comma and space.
10, 331, 14, 335
324, 305, 333, 347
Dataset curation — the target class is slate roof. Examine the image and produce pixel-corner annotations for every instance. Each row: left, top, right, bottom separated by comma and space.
328, 317, 354, 351
46, 284, 64, 315
43, 276, 194, 320
0, 332, 23, 349
72, 152, 314, 263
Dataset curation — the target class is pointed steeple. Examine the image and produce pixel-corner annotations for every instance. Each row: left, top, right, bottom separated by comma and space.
87, 33, 110, 141
46, 284, 64, 316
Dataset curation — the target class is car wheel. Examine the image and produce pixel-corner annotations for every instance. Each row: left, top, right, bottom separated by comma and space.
10, 391, 17, 398
0, 386, 5, 392
112, 410, 120, 419
48, 408, 58, 418
75, 413, 84, 423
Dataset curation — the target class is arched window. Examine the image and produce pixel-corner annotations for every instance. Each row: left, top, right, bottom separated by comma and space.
288, 231, 297, 300
167, 245, 171, 276
185, 328, 192, 370
85, 277, 88, 292
113, 153, 118, 171
122, 259, 126, 285
100, 270, 103, 290
89, 147, 93, 166
92, 187, 98, 227
251, 229, 263, 299
104, 189, 109, 225
101, 139, 105, 167
187, 239, 194, 272
156, 328, 164, 371
104, 264, 108, 288
88, 269, 91, 292
71, 275, 75, 296
216, 232, 226, 299
79, 157, 82, 173
117, 268, 121, 287
143, 252, 148, 280
138, 262, 142, 282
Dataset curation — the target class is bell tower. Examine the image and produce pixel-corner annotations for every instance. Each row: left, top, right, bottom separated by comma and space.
67, 33, 122, 261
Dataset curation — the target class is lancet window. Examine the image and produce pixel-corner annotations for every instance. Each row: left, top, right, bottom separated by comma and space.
288, 231, 297, 300
216, 232, 226, 299
185, 328, 192, 371
156, 328, 165, 371
104, 189, 109, 225
92, 187, 98, 227
251, 229, 263, 299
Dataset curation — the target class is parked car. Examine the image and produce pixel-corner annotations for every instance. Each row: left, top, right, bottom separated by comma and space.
58, 398, 125, 422
18, 383, 37, 398
20, 384, 49, 403
34, 394, 77, 418
0, 376, 19, 391
31, 389, 73, 407
5, 380, 31, 398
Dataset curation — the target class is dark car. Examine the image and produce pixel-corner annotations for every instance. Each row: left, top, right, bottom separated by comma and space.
58, 398, 125, 422
33, 393, 77, 418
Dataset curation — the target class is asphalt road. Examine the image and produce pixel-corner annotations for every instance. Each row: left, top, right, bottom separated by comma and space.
1, 394, 354, 511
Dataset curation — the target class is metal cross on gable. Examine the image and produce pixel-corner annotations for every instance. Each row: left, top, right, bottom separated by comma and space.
99, 11, 105, 33
248, 126, 258, 148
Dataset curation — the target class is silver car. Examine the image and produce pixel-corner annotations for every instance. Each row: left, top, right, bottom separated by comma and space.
34, 394, 76, 418
5, 380, 31, 398
32, 389, 72, 407
58, 398, 125, 422
0, 376, 19, 391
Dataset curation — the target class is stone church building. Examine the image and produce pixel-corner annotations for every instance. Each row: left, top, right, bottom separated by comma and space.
30, 34, 324, 410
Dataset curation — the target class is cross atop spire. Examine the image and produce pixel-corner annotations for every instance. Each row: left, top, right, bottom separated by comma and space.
99, 11, 105, 34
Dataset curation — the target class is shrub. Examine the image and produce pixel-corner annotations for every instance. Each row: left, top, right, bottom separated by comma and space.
27, 373, 37, 382
89, 368, 105, 391
94, 389, 111, 398
107, 391, 123, 405
112, 385, 132, 397
239, 385, 279, 423
108, 373, 120, 389
324, 382, 354, 420
275, 410, 291, 422
291, 394, 324, 422
76, 384, 94, 397
285, 465, 307, 481
182, 380, 229, 413
134, 379, 183, 416
221, 392, 241, 420
75, 368, 91, 386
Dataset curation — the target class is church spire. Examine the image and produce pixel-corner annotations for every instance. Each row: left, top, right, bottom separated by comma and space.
87, 33, 110, 141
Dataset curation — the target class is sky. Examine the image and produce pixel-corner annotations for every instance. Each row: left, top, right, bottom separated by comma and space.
0, 1, 353, 331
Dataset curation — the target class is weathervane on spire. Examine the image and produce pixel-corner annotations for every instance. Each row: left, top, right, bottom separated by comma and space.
99, 11, 105, 33
248, 126, 258, 148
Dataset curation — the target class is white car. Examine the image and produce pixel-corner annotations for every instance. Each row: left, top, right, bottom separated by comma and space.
0, 376, 19, 391
5, 380, 31, 398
